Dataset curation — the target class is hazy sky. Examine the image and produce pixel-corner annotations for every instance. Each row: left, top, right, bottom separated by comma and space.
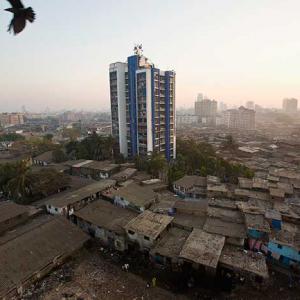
1, 0, 300, 112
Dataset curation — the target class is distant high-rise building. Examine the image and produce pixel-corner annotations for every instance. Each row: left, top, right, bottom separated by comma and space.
109, 46, 176, 161
197, 93, 204, 102
222, 106, 255, 130
176, 114, 198, 125
246, 101, 255, 110
282, 98, 298, 114
219, 102, 228, 112
0, 113, 25, 127
195, 97, 217, 126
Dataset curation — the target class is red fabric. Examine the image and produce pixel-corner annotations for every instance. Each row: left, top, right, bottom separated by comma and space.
248, 239, 256, 250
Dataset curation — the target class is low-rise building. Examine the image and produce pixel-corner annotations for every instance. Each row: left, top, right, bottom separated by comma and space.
33, 151, 54, 166
150, 227, 190, 266
124, 210, 173, 251
179, 228, 225, 273
0, 215, 89, 299
219, 245, 269, 280
66, 160, 119, 180
267, 222, 300, 266
0, 202, 29, 235
111, 168, 137, 184
74, 200, 138, 251
45, 179, 115, 216
107, 182, 158, 212
173, 175, 207, 199
207, 184, 229, 198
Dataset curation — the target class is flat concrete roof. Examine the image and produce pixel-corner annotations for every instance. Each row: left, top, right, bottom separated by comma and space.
204, 217, 247, 239
235, 189, 270, 201
108, 183, 157, 208
238, 177, 253, 189
173, 213, 207, 231
219, 245, 269, 278
207, 207, 244, 224
208, 198, 238, 210
151, 227, 190, 259
124, 210, 173, 240
180, 228, 225, 269
174, 175, 207, 189
244, 213, 271, 233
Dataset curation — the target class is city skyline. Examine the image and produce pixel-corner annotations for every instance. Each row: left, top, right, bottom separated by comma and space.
1, 0, 300, 112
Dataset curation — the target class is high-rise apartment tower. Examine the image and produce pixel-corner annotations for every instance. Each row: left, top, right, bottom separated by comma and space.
109, 46, 176, 161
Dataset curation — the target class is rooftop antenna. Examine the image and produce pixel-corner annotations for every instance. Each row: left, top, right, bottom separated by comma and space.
134, 44, 143, 56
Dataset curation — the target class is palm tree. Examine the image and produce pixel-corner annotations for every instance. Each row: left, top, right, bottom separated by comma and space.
7, 160, 31, 200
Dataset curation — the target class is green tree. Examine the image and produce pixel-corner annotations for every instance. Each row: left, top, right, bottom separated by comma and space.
147, 152, 167, 178
168, 138, 253, 184
52, 149, 68, 163
134, 155, 148, 171
0, 133, 25, 142
65, 134, 117, 161
0, 162, 71, 204
43, 133, 53, 142
5, 161, 31, 200
27, 169, 71, 201
62, 128, 81, 141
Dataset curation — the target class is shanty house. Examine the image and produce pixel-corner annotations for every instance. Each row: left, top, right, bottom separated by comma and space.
179, 228, 225, 274
0, 202, 29, 235
207, 184, 229, 198
150, 227, 190, 266
45, 180, 115, 216
108, 182, 158, 212
173, 175, 207, 199
74, 200, 138, 251
267, 222, 300, 266
67, 160, 119, 180
111, 168, 137, 184
124, 210, 173, 251
33, 151, 53, 166
0, 215, 89, 299
219, 245, 269, 280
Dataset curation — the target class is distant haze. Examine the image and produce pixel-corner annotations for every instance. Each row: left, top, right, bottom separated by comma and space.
1, 0, 300, 112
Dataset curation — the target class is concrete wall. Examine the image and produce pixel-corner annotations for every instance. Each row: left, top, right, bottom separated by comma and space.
126, 229, 154, 251
77, 218, 127, 251
113, 195, 145, 212
268, 241, 300, 263
46, 205, 65, 216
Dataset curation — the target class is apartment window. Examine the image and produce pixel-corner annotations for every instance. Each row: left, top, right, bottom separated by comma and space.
144, 236, 150, 241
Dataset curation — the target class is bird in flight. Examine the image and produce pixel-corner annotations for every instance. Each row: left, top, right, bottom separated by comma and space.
5, 0, 35, 35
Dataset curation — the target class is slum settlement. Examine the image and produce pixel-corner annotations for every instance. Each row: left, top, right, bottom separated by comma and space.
1, 157, 300, 298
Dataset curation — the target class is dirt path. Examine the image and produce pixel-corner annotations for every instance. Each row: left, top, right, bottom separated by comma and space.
21, 245, 300, 300
26, 248, 187, 300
